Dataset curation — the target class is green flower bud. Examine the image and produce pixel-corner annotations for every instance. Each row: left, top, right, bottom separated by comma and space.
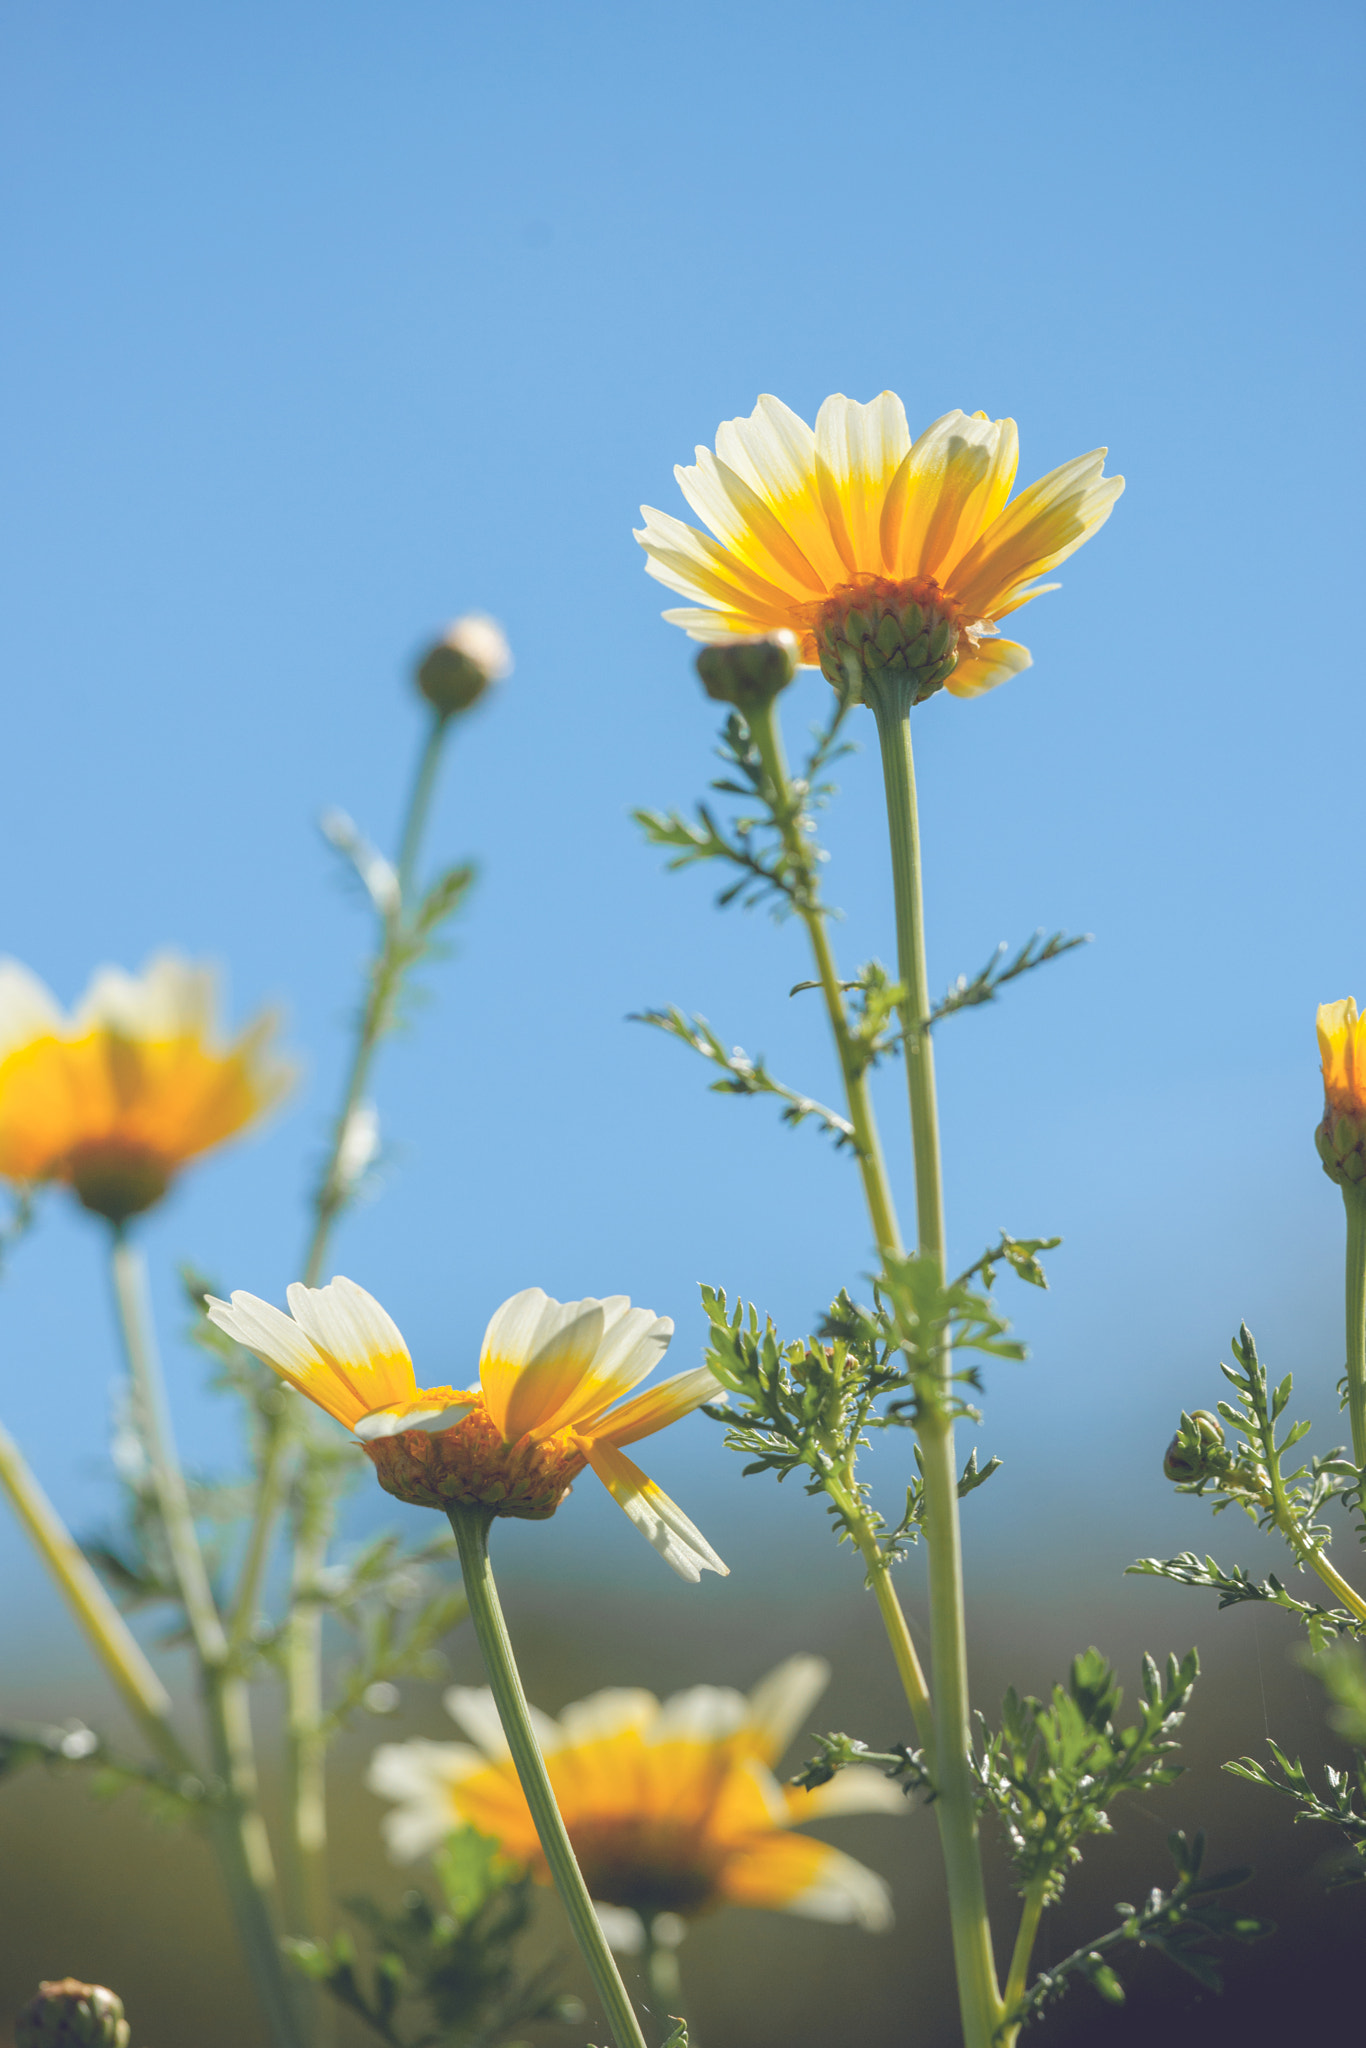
16, 1982, 130, 2048
415, 614, 512, 717
1316, 1107, 1366, 1186
695, 632, 798, 710
1163, 1409, 1226, 1485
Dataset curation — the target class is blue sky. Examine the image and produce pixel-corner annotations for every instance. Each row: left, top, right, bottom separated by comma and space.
0, 0, 1362, 1654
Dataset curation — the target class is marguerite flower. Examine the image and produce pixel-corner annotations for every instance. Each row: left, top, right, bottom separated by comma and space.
205, 1280, 726, 1581
367, 1655, 902, 1936
0, 953, 291, 1222
636, 391, 1123, 703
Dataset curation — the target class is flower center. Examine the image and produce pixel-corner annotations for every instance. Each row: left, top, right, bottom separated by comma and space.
362, 1399, 588, 1520
61, 1141, 172, 1223
807, 574, 970, 703
564, 1818, 725, 1919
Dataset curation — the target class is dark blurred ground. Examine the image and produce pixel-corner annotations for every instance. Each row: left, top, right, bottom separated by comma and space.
0, 1563, 1360, 2047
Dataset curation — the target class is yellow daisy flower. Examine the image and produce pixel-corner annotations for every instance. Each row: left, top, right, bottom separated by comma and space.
636, 391, 1123, 701
206, 1280, 727, 1581
0, 952, 291, 1222
367, 1655, 902, 1934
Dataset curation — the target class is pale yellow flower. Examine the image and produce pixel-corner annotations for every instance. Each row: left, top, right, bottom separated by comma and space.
1318, 999, 1366, 1118
637, 391, 1123, 699
0, 953, 291, 1221
368, 1656, 902, 1935
207, 1280, 726, 1581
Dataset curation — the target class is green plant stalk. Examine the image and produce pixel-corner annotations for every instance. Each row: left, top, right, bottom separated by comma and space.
1344, 1183, 1366, 1471
1000, 1876, 1048, 2040
822, 1461, 933, 1746
0, 1416, 191, 1772
447, 1505, 650, 2048
108, 1233, 302, 2045
744, 698, 935, 1745
1262, 1446, 1366, 1625
745, 699, 902, 1260
271, 705, 456, 1948
867, 676, 1004, 2046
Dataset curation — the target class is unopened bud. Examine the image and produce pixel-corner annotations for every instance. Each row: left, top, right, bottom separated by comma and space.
16, 1981, 130, 2048
695, 632, 798, 710
1163, 1409, 1226, 1485
416, 614, 512, 717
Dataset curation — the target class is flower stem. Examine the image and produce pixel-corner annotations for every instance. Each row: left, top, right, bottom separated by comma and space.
108, 1233, 301, 2047
1343, 1184, 1366, 1471
229, 707, 457, 1951
0, 1417, 190, 1772
866, 677, 1004, 2048
1000, 1876, 1048, 2038
745, 700, 901, 1260
446, 1505, 650, 2048
744, 699, 934, 1744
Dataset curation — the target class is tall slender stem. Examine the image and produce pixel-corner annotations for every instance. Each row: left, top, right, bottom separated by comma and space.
866, 677, 1003, 2047
1000, 1876, 1048, 2040
745, 701, 900, 1259
447, 1506, 650, 2048
270, 707, 457, 1953
1343, 1184, 1366, 1471
744, 700, 934, 1745
0, 1417, 191, 1773
108, 1233, 301, 2046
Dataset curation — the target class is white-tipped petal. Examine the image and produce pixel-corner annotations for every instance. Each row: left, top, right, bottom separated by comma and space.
794, 1767, 910, 1819
585, 1443, 728, 1583
205, 1291, 326, 1382
287, 1275, 411, 1367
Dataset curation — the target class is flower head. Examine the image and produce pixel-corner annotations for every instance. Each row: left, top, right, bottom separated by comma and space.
368, 1656, 901, 1935
0, 953, 292, 1222
1316, 998, 1366, 1185
416, 613, 513, 716
637, 392, 1123, 703
206, 1280, 726, 1581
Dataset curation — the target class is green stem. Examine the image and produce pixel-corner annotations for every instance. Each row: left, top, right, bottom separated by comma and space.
447, 1505, 649, 2048
230, 709, 456, 1950
395, 708, 451, 905
1264, 1457, 1366, 1624
745, 700, 936, 1744
108, 1234, 301, 2045
0, 1417, 192, 1773
111, 1233, 227, 1668
745, 700, 901, 1257
203, 1669, 309, 2048
1343, 1184, 1366, 1471
822, 1463, 933, 1747
1000, 1877, 1047, 2038
866, 676, 1003, 2047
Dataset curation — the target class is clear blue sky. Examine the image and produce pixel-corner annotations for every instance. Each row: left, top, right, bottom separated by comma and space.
0, 0, 1362, 1645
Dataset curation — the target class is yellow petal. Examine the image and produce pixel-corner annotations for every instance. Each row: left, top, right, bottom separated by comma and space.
812, 392, 912, 578
717, 1832, 892, 1928
586, 1365, 719, 1448
479, 1289, 607, 1439
949, 450, 1123, 618
584, 1442, 728, 1581
943, 637, 1033, 700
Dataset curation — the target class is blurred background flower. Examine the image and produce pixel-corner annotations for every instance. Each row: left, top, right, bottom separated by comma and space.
368, 1655, 902, 1943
